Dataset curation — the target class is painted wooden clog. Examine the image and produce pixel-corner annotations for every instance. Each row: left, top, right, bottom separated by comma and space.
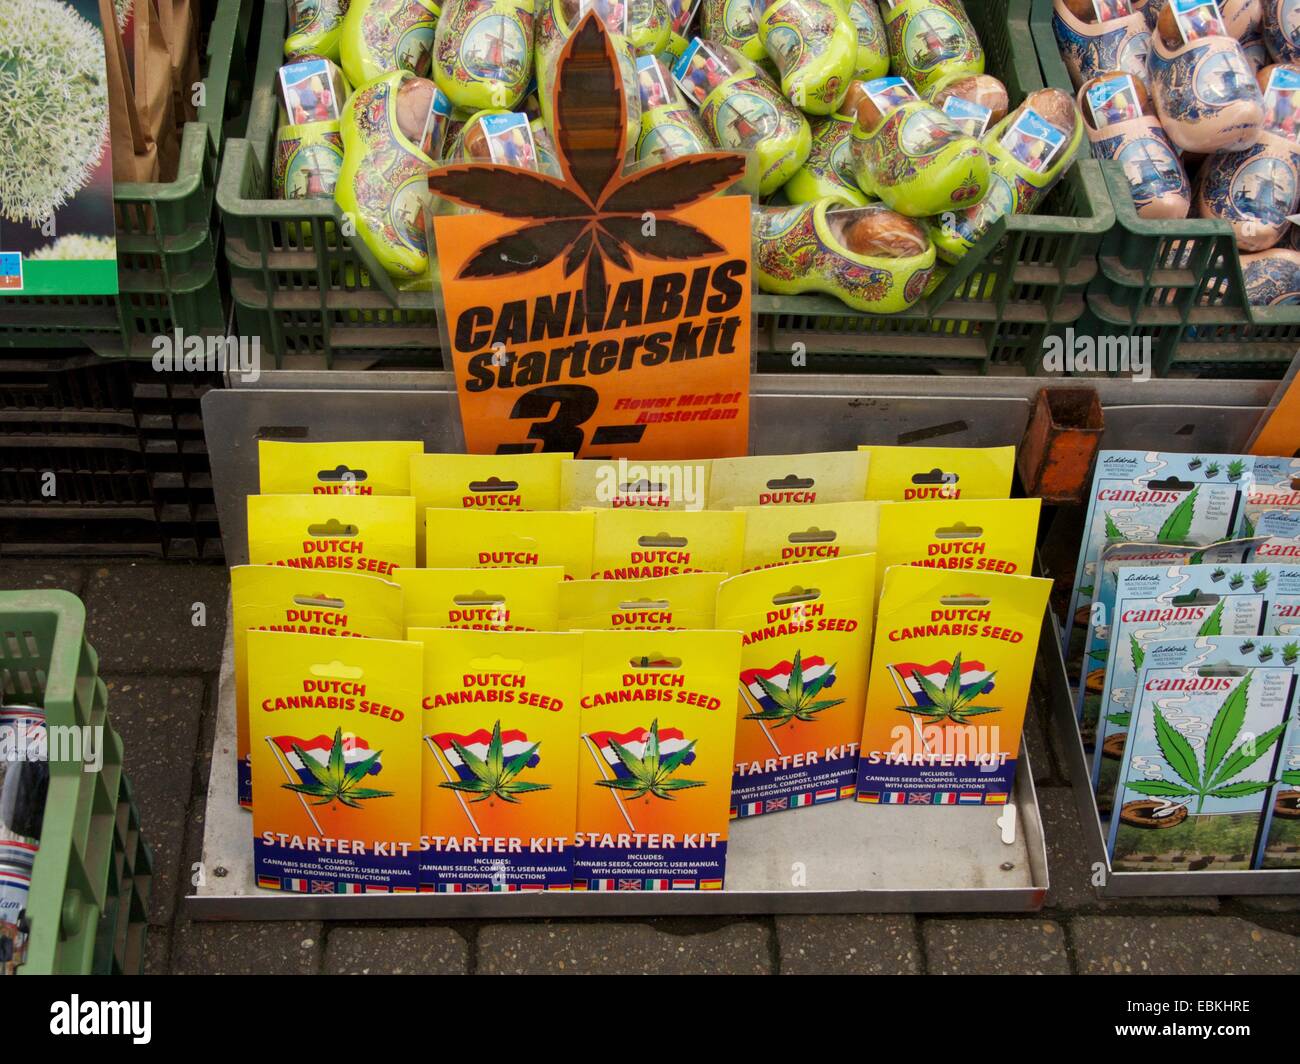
1263, 0, 1300, 61
1239, 245, 1300, 300
635, 54, 714, 161
882, 0, 984, 93
928, 89, 1085, 261
287, 0, 349, 61
336, 72, 441, 282
846, 0, 890, 80
1052, 0, 1152, 87
1195, 129, 1300, 247
433, 0, 535, 111
1078, 75, 1190, 217
850, 78, 991, 216
675, 38, 812, 194
1223, 0, 1268, 68
785, 99, 874, 203
753, 196, 936, 312
340, 0, 442, 86
758, 0, 859, 115
1147, 28, 1264, 151
700, 0, 769, 61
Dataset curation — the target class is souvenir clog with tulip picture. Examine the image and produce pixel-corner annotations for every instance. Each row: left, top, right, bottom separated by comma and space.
928, 87, 1084, 261
433, 0, 536, 111
785, 82, 874, 204
340, 0, 443, 86
753, 196, 936, 312
675, 37, 812, 194
1052, 0, 1153, 87
1147, 0, 1264, 152
850, 75, 990, 216
882, 0, 983, 93
758, 0, 859, 114
1080, 70, 1190, 216
336, 72, 442, 283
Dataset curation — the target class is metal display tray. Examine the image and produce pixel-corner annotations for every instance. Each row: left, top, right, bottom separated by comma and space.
1047, 620, 1300, 897
187, 374, 1284, 915
189, 615, 1049, 918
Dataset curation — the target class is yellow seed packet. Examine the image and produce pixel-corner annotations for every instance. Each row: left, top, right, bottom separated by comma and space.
575, 629, 743, 889
248, 629, 423, 892
860, 445, 1015, 501
589, 509, 745, 579
560, 458, 711, 511
872, 498, 1041, 599
258, 440, 422, 496
738, 501, 881, 572
717, 554, 876, 819
410, 452, 569, 563
231, 565, 405, 809
856, 567, 1051, 806
558, 573, 726, 630
394, 567, 564, 633
708, 451, 870, 510
411, 628, 583, 890
247, 494, 417, 578
424, 508, 595, 580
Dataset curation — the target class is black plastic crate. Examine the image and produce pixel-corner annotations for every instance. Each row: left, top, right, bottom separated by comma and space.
0, 355, 223, 558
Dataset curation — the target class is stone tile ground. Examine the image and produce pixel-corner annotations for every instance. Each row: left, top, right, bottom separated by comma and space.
17, 560, 1297, 975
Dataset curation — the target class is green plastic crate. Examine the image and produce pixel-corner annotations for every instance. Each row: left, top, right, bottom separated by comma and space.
1030, 0, 1299, 377
221, 0, 1110, 372
0, 590, 150, 975
0, 0, 253, 359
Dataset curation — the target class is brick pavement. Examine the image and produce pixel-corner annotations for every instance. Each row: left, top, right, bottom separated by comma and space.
7, 559, 1299, 975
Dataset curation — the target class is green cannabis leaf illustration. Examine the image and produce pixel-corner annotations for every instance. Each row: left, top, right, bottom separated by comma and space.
281, 727, 394, 809
897, 652, 999, 726
1104, 514, 1123, 542
1157, 487, 1198, 543
1130, 634, 1145, 674
1241, 515, 1256, 539
1125, 678, 1286, 813
1106, 711, 1132, 728
1198, 599, 1224, 636
440, 720, 550, 804
595, 718, 705, 801
745, 650, 844, 728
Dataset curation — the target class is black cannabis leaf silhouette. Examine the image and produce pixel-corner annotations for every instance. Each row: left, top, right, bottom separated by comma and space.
426, 12, 745, 315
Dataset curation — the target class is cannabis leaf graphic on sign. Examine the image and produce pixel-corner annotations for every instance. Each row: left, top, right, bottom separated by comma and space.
281, 728, 394, 809
745, 650, 845, 728
595, 718, 705, 801
896, 653, 1000, 726
439, 720, 550, 805
1126, 677, 1286, 814
425, 12, 745, 316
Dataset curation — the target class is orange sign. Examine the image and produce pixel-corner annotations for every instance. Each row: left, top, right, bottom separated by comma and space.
434, 196, 751, 458
427, 13, 751, 459
1250, 368, 1300, 457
